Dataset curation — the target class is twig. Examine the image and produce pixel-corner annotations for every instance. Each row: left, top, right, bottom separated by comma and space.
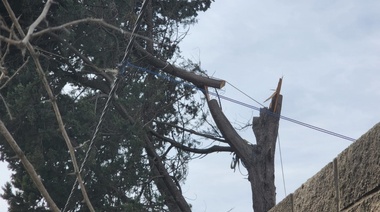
0, 119, 60, 212
0, 57, 29, 90
0, 93, 13, 120
31, 18, 153, 43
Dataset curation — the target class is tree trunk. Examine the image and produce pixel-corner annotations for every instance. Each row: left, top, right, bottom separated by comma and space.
207, 94, 282, 212
250, 95, 282, 212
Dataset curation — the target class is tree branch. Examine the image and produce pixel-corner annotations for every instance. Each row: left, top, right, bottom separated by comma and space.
0, 57, 29, 90
134, 43, 226, 89
0, 119, 60, 212
2, 1, 95, 211
207, 99, 257, 166
22, 0, 54, 44
149, 129, 233, 154
153, 120, 228, 143
31, 18, 153, 45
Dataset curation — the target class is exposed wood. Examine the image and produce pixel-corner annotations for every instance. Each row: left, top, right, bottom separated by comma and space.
134, 43, 226, 89
250, 95, 282, 212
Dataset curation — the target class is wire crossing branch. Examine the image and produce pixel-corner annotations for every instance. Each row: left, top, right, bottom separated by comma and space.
207, 79, 282, 212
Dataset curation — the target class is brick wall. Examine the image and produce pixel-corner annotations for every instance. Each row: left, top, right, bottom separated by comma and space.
269, 122, 380, 212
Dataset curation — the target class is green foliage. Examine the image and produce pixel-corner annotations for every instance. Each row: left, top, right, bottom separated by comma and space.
0, 0, 213, 211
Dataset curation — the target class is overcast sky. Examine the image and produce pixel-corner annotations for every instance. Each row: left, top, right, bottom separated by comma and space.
178, 0, 380, 211
1, 1, 380, 211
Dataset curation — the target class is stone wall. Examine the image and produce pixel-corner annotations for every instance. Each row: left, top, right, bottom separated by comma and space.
269, 122, 380, 212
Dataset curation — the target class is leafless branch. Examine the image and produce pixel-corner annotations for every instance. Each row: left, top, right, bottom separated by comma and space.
0, 57, 29, 90
149, 128, 232, 154
31, 18, 153, 44
22, 0, 54, 44
0, 93, 13, 120
153, 120, 228, 143
0, 119, 60, 212
2, 1, 95, 211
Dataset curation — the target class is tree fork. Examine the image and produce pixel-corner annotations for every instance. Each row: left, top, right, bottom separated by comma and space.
206, 80, 282, 212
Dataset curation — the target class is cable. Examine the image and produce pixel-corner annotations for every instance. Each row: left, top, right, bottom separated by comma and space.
125, 62, 356, 142
277, 133, 287, 196
63, 80, 117, 211
63, 1, 150, 211
227, 81, 265, 107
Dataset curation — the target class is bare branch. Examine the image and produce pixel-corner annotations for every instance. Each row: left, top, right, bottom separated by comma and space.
2, 1, 95, 210
1, 0, 25, 37
149, 128, 232, 154
0, 119, 60, 212
0, 57, 29, 90
0, 93, 13, 120
0, 35, 21, 46
134, 43, 226, 89
31, 18, 153, 44
153, 120, 228, 143
22, 0, 54, 44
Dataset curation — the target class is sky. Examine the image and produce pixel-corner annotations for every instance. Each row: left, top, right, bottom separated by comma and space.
177, 0, 380, 211
0, 0, 380, 211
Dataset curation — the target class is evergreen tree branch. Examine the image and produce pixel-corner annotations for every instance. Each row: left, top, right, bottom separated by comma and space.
2, 1, 95, 211
0, 119, 60, 212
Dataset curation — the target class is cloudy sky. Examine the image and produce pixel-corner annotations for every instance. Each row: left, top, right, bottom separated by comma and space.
1, 0, 380, 211
177, 0, 380, 211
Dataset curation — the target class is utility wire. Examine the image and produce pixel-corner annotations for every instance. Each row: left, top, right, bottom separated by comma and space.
63, 1, 150, 211
126, 62, 356, 142
227, 81, 265, 107
63, 80, 117, 211
277, 133, 287, 196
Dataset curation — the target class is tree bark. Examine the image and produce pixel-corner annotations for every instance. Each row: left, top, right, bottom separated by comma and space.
207, 95, 282, 212
250, 95, 282, 212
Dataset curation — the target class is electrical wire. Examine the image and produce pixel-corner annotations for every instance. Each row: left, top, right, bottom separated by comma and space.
277, 133, 287, 196
126, 62, 356, 142
227, 81, 265, 107
62, 1, 150, 211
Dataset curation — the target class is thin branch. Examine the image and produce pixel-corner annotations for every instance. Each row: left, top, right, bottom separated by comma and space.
0, 93, 13, 120
0, 119, 60, 212
0, 57, 29, 90
31, 18, 153, 44
153, 120, 228, 143
149, 129, 233, 154
0, 35, 21, 46
1, 0, 25, 37
22, 0, 54, 44
2, 1, 95, 211
47, 32, 112, 83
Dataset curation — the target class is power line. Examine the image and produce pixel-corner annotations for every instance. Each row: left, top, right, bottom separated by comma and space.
126, 62, 356, 142
227, 81, 265, 107
63, 1, 150, 211
277, 133, 287, 196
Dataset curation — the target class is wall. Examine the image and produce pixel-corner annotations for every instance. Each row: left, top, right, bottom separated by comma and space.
269, 122, 380, 212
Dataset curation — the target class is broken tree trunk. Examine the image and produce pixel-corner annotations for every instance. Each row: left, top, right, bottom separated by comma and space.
207, 86, 282, 212
250, 94, 282, 212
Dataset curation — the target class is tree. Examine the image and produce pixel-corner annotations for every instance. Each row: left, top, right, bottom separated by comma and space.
0, 0, 281, 211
